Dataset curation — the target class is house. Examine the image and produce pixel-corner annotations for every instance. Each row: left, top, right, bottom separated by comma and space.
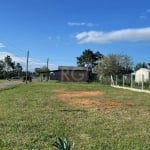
50, 66, 91, 82
135, 68, 150, 83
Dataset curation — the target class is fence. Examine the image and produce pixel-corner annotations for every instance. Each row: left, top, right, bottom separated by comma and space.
110, 74, 150, 91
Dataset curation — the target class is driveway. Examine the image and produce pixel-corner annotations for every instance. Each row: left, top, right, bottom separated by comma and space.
0, 80, 22, 89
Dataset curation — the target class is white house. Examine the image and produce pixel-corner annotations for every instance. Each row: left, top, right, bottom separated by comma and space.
135, 68, 150, 83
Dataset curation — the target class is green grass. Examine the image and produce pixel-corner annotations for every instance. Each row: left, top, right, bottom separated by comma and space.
0, 79, 6, 83
0, 81, 150, 149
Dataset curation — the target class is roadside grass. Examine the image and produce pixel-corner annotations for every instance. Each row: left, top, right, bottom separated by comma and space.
0, 79, 6, 83
0, 81, 150, 149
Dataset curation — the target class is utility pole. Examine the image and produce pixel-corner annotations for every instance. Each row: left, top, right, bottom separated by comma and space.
26, 50, 29, 84
46, 58, 49, 81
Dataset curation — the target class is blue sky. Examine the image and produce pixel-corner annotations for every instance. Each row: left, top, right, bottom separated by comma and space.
0, 0, 150, 71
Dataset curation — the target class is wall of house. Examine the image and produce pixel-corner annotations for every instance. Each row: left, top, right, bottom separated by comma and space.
50, 71, 60, 80
135, 68, 150, 83
60, 70, 89, 82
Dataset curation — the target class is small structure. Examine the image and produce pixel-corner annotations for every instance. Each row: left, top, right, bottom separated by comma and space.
135, 68, 150, 83
39, 70, 50, 81
50, 66, 91, 82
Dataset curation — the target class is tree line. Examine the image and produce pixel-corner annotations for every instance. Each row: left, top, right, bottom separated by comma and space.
34, 49, 149, 81
76, 49, 150, 80
0, 55, 23, 79
1, 50, 149, 81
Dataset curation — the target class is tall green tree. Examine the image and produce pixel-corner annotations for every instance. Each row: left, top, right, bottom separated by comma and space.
34, 66, 50, 76
96, 54, 133, 77
134, 62, 148, 71
0, 60, 5, 72
3, 56, 23, 79
34, 68, 41, 76
4, 55, 13, 72
38, 66, 49, 72
4, 55, 13, 79
77, 49, 104, 68
15, 63, 23, 78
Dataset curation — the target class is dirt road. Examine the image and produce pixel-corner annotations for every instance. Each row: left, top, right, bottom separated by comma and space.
0, 80, 22, 89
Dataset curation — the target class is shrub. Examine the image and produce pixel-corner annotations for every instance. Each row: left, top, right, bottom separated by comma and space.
53, 137, 74, 150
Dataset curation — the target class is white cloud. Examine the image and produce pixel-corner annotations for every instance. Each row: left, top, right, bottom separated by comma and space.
0, 51, 56, 71
67, 22, 95, 27
76, 27, 150, 44
0, 43, 5, 48
139, 9, 150, 19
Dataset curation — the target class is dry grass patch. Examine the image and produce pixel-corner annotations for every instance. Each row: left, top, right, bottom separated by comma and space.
54, 90, 128, 110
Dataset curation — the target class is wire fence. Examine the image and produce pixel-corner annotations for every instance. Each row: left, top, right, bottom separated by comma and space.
109, 74, 150, 91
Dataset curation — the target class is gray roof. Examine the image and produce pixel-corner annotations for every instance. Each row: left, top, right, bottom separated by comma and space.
58, 66, 88, 71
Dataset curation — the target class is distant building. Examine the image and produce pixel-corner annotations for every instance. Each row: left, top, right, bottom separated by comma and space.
135, 68, 150, 83
50, 66, 91, 82
39, 70, 50, 81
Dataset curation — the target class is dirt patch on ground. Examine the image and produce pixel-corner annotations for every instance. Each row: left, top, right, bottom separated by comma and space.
58, 90, 102, 98
55, 90, 125, 110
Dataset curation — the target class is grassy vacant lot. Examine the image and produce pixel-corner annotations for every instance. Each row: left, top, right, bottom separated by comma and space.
0, 81, 150, 149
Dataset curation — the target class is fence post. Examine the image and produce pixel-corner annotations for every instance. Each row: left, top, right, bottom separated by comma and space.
123, 75, 124, 87
115, 75, 118, 85
111, 75, 114, 86
142, 74, 144, 90
131, 74, 133, 88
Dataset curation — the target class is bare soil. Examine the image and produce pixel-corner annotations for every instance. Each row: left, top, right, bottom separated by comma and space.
55, 90, 129, 110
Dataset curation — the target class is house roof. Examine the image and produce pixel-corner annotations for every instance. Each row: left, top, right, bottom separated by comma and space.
58, 66, 89, 71
136, 68, 150, 73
